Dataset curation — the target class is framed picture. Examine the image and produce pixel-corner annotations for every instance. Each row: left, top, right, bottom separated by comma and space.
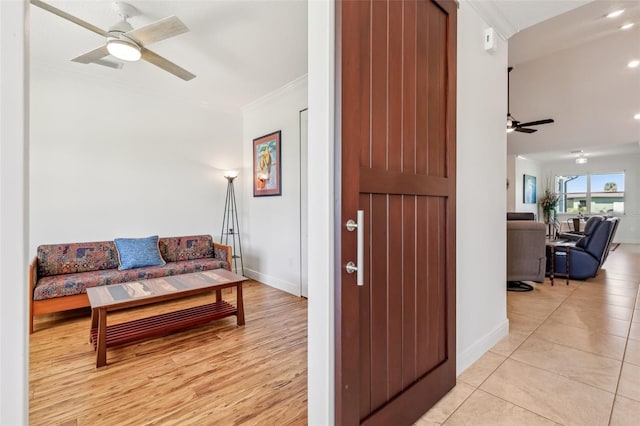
523, 174, 537, 204
253, 130, 281, 197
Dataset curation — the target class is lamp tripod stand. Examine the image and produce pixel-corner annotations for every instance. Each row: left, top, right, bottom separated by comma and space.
220, 174, 244, 275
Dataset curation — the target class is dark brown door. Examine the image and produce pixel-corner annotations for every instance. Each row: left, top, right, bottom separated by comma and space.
336, 1, 457, 424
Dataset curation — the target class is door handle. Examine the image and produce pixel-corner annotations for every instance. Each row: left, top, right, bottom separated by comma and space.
345, 210, 364, 286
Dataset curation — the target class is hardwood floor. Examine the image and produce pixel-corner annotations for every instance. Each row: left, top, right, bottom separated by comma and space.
29, 281, 308, 425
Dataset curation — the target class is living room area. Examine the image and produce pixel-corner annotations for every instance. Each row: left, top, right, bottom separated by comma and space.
26, 0, 310, 423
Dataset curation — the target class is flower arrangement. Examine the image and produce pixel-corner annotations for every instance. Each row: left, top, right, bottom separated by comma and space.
539, 188, 559, 212
539, 187, 559, 222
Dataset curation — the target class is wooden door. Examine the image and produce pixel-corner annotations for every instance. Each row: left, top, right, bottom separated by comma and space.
336, 1, 457, 425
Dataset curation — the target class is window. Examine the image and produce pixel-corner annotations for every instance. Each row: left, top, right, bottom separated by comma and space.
555, 172, 625, 215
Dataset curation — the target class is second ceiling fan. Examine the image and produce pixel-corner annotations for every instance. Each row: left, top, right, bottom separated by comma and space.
507, 67, 554, 134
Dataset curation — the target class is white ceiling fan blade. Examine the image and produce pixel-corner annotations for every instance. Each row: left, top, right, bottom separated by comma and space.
30, 0, 108, 37
141, 48, 196, 81
71, 45, 110, 64
126, 16, 189, 46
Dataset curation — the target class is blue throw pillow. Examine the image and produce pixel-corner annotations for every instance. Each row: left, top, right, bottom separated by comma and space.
114, 235, 166, 270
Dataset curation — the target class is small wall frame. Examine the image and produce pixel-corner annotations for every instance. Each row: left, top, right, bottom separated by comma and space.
253, 130, 282, 197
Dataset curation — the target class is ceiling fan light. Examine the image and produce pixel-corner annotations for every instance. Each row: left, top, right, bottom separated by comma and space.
107, 38, 141, 61
606, 9, 624, 19
576, 157, 588, 164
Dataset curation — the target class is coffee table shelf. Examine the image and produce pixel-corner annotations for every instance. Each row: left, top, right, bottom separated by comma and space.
87, 269, 247, 368
90, 300, 236, 349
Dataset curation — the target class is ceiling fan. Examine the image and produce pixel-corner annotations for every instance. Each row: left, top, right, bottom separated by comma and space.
31, 0, 196, 81
507, 67, 553, 133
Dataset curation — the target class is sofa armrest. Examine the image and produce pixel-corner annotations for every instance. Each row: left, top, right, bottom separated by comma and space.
213, 242, 232, 271
29, 257, 38, 333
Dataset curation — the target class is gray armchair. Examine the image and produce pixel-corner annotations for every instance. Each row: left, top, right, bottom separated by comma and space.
507, 221, 546, 291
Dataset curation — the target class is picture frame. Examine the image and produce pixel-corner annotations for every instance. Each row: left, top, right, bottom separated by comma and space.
253, 130, 281, 197
523, 174, 537, 204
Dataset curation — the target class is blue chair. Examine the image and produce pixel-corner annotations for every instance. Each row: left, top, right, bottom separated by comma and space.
547, 217, 619, 280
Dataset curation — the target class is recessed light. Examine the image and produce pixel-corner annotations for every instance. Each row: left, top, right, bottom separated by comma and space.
628, 60, 640, 68
621, 23, 635, 30
634, 113, 640, 120
607, 9, 625, 18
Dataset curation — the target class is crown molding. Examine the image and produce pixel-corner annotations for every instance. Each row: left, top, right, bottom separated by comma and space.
466, 0, 518, 40
241, 74, 308, 113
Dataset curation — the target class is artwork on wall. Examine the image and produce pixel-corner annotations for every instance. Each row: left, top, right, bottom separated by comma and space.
253, 130, 281, 197
523, 174, 537, 204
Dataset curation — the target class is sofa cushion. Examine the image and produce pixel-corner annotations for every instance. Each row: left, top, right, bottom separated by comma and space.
115, 235, 166, 270
37, 241, 119, 277
33, 258, 230, 300
159, 235, 214, 262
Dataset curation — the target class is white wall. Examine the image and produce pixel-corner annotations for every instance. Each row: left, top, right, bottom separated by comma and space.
541, 153, 640, 244
456, 1, 509, 374
506, 154, 516, 211
0, 1, 29, 423
514, 156, 542, 217
30, 67, 242, 256
241, 75, 307, 296
307, 0, 334, 421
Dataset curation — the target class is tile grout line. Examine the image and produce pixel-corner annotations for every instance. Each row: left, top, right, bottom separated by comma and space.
485, 276, 633, 422
607, 281, 640, 426
530, 277, 637, 362
462, 278, 580, 424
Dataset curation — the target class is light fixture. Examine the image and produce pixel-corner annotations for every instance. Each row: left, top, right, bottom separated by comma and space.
621, 23, 635, 30
634, 113, 640, 120
224, 170, 239, 180
506, 114, 515, 133
106, 37, 141, 61
606, 9, 625, 18
220, 172, 244, 274
628, 59, 640, 68
575, 151, 588, 164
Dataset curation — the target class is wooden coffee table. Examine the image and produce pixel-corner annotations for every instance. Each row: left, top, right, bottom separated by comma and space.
86, 269, 247, 368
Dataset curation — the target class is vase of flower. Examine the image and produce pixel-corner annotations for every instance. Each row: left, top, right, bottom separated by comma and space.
540, 187, 559, 224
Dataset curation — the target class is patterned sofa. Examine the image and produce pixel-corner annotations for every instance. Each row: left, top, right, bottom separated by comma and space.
29, 235, 232, 333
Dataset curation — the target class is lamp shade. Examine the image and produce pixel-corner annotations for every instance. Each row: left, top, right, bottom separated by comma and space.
107, 38, 141, 61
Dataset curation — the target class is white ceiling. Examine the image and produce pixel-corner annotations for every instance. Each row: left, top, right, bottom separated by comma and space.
30, 0, 308, 112
29, 0, 640, 164
503, 0, 640, 161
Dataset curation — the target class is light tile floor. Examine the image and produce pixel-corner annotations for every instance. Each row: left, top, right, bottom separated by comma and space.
416, 244, 640, 426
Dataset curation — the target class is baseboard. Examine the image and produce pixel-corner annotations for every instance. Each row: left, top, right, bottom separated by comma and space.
456, 318, 509, 376
243, 268, 301, 297
614, 239, 640, 244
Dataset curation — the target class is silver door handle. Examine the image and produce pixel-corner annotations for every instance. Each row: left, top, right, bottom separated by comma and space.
345, 210, 364, 286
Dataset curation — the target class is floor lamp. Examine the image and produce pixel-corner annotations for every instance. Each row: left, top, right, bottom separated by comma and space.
220, 171, 244, 275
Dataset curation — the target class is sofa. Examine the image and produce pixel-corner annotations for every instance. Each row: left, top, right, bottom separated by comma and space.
507, 220, 546, 291
507, 212, 536, 221
29, 234, 232, 333
546, 217, 619, 280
